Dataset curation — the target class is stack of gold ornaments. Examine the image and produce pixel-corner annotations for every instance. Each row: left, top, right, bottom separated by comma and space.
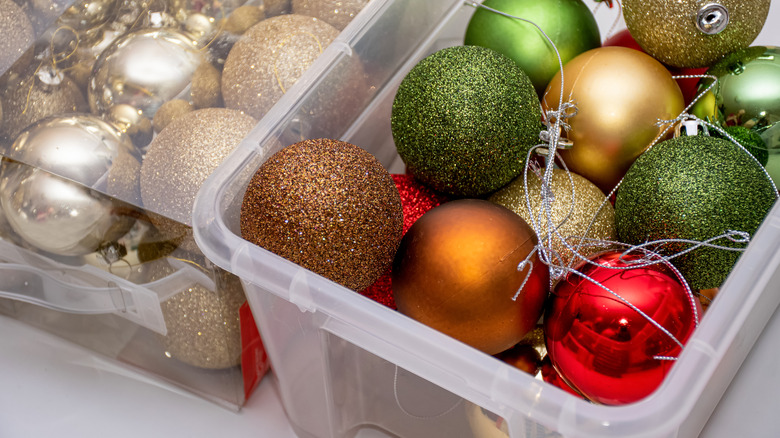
0, 0, 372, 373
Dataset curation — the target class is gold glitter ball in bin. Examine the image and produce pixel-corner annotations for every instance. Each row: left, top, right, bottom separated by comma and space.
140, 107, 257, 227
622, 0, 771, 68
489, 168, 616, 267
0, 0, 34, 76
152, 99, 194, 133
149, 259, 246, 369
292, 0, 370, 30
190, 62, 223, 109
221, 14, 340, 120
222, 5, 265, 34
240, 138, 404, 291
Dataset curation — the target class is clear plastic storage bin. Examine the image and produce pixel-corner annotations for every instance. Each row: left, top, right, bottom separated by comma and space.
0, 0, 383, 410
194, 0, 780, 436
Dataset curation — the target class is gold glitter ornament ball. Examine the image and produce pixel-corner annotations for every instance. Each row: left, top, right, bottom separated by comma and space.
0, 66, 88, 142
140, 108, 257, 226
0, 0, 34, 76
622, 0, 770, 68
149, 260, 246, 369
489, 168, 616, 266
222, 14, 340, 120
240, 139, 404, 291
292, 0, 369, 30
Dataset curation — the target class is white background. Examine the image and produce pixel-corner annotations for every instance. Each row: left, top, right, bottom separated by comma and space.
1, 2, 779, 438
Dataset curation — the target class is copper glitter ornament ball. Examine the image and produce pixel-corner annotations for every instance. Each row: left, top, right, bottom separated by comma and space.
292, 0, 369, 30
392, 199, 549, 355
542, 46, 684, 193
222, 14, 340, 120
489, 168, 616, 266
240, 139, 403, 291
140, 108, 257, 228
622, 0, 770, 68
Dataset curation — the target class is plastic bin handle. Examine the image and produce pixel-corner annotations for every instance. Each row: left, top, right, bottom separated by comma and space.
0, 263, 168, 335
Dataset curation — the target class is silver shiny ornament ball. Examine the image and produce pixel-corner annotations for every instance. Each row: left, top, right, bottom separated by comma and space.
221, 14, 340, 119
292, 0, 369, 30
0, 161, 135, 256
57, 0, 118, 33
8, 113, 136, 187
88, 27, 207, 119
105, 103, 154, 148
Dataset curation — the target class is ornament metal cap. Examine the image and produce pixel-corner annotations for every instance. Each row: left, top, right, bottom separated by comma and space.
696, 3, 729, 35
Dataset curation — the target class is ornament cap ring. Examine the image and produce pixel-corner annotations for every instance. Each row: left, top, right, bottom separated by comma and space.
696, 3, 730, 35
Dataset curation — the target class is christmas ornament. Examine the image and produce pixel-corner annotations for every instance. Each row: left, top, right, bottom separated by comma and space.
713, 125, 769, 167
80, 220, 152, 283
622, 0, 770, 68
542, 47, 684, 193
690, 46, 780, 180
489, 168, 616, 266
263, 0, 291, 17
358, 174, 451, 309
0, 0, 34, 76
0, 65, 88, 142
107, 147, 142, 205
391, 45, 541, 197
602, 29, 707, 105
57, 0, 117, 35
496, 343, 540, 376
291, 0, 369, 30
222, 14, 340, 120
140, 108, 257, 226
7, 113, 135, 187
615, 135, 777, 290
241, 139, 403, 291
152, 99, 194, 133
221, 5, 265, 35
149, 259, 246, 369
88, 27, 207, 119
0, 160, 135, 256
464, 0, 600, 97
190, 62, 222, 109
540, 356, 584, 398
392, 199, 549, 355
544, 250, 701, 405
105, 103, 153, 148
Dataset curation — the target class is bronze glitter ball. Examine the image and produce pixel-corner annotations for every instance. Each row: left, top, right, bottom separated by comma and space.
240, 138, 403, 291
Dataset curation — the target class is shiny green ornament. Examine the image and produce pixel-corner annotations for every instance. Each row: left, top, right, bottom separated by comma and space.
714, 125, 768, 167
691, 46, 780, 182
391, 45, 541, 197
464, 0, 600, 97
615, 135, 776, 290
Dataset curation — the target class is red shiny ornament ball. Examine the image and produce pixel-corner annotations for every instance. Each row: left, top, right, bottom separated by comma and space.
359, 174, 451, 309
540, 356, 585, 399
544, 250, 701, 405
393, 199, 549, 355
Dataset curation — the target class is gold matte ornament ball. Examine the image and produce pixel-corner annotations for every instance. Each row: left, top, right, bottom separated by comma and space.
240, 139, 403, 291
623, 0, 770, 68
392, 199, 550, 355
140, 108, 257, 226
490, 168, 616, 266
221, 14, 340, 119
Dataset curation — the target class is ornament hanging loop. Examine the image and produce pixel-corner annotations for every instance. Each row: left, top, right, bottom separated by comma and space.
696, 3, 729, 35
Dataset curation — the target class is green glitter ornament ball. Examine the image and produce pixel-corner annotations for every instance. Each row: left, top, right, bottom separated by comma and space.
615, 135, 777, 290
391, 45, 541, 197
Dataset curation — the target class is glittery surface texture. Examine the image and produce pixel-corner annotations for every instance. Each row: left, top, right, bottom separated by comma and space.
151, 260, 246, 369
0, 70, 88, 142
291, 0, 369, 30
107, 147, 142, 205
623, 0, 771, 68
391, 45, 542, 197
615, 135, 777, 289
490, 168, 616, 266
140, 108, 257, 225
358, 174, 451, 308
222, 14, 339, 120
240, 138, 403, 291
0, 0, 34, 75
190, 62, 223, 109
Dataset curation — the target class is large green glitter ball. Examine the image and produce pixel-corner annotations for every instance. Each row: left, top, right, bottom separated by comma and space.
390, 45, 541, 197
615, 135, 777, 290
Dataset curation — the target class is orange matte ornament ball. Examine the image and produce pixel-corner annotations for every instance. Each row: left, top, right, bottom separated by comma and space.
392, 199, 549, 355
542, 46, 684, 193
